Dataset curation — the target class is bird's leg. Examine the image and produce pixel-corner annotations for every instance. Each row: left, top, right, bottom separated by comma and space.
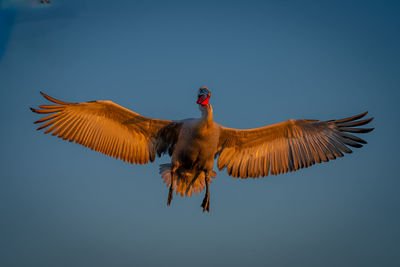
185, 171, 201, 196
201, 173, 210, 213
167, 178, 173, 206
167, 165, 178, 206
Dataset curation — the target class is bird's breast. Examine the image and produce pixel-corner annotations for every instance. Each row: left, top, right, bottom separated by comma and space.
172, 122, 220, 169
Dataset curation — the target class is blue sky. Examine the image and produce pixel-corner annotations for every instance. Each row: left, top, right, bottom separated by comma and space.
1, 0, 399, 266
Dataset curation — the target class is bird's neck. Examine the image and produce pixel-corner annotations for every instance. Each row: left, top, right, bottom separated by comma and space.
200, 104, 213, 127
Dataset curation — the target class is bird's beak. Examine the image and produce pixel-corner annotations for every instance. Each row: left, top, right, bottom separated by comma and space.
197, 94, 210, 105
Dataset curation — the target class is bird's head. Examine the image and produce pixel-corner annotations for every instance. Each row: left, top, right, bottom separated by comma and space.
197, 86, 211, 106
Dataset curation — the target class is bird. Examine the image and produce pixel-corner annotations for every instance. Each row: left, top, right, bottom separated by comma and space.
31, 87, 374, 212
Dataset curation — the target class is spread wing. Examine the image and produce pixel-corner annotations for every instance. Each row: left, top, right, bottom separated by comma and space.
217, 112, 374, 178
31, 92, 181, 164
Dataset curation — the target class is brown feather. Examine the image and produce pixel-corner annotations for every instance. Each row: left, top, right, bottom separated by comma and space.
31, 93, 181, 165
40, 91, 71, 105
333, 111, 368, 123
217, 112, 373, 179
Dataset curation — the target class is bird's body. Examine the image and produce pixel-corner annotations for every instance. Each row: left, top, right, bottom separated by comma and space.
162, 105, 220, 206
31, 87, 374, 212
173, 115, 219, 173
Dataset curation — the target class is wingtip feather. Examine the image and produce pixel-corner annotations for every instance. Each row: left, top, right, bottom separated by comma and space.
40, 91, 70, 105
334, 111, 369, 123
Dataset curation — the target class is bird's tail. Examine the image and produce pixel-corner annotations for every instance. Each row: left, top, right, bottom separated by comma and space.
159, 164, 215, 197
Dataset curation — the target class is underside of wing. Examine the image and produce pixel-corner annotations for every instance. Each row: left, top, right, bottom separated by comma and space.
31, 92, 181, 164
217, 112, 374, 178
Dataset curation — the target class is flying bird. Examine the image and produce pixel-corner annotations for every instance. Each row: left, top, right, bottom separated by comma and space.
31, 87, 374, 212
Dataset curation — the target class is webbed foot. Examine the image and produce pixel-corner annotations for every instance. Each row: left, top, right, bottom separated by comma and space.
201, 192, 210, 212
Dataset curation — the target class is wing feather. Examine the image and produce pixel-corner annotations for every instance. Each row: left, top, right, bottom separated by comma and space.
217, 112, 374, 178
31, 92, 181, 164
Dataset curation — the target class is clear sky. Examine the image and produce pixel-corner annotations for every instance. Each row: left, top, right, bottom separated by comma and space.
1, 0, 399, 266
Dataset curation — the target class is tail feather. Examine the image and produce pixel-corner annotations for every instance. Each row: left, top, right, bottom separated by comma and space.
159, 164, 214, 197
